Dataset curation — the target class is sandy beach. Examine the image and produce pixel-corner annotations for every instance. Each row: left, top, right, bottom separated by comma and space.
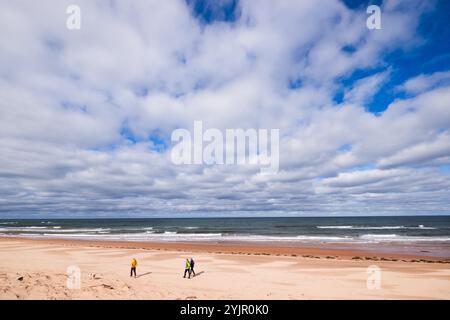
0, 237, 449, 300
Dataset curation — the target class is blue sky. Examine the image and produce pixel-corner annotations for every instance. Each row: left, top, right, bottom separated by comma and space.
0, 0, 449, 218
186, 0, 240, 24
189, 0, 450, 113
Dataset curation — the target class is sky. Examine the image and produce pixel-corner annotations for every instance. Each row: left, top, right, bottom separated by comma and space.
0, 0, 449, 218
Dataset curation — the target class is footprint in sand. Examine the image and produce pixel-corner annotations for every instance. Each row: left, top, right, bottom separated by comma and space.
102, 284, 114, 290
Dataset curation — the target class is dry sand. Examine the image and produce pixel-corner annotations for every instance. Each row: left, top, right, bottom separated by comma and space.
0, 237, 449, 300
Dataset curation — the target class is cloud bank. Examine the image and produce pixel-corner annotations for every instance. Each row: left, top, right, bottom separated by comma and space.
0, 0, 449, 217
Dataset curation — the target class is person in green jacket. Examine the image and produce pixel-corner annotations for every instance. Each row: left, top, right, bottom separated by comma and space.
183, 258, 191, 279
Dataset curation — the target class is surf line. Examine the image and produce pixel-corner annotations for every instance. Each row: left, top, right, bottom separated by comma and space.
180, 304, 214, 318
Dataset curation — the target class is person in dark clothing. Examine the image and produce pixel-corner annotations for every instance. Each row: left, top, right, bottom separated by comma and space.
190, 257, 196, 277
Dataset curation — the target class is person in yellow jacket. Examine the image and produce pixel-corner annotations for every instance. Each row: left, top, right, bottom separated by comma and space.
130, 258, 137, 278
183, 258, 191, 279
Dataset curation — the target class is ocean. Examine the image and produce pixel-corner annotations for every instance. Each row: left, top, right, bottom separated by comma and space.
1, 216, 449, 243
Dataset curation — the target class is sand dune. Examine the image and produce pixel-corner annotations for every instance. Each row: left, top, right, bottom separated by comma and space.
0, 238, 449, 300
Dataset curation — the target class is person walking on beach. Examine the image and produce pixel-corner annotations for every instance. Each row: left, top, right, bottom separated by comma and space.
130, 258, 137, 278
190, 257, 196, 277
183, 258, 191, 279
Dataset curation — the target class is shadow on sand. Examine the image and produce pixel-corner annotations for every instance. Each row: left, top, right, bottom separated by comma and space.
193, 271, 205, 278
136, 272, 152, 278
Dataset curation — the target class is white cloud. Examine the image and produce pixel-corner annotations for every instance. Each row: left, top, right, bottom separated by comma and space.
0, 0, 449, 217
378, 133, 450, 168
344, 70, 390, 105
398, 70, 450, 95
